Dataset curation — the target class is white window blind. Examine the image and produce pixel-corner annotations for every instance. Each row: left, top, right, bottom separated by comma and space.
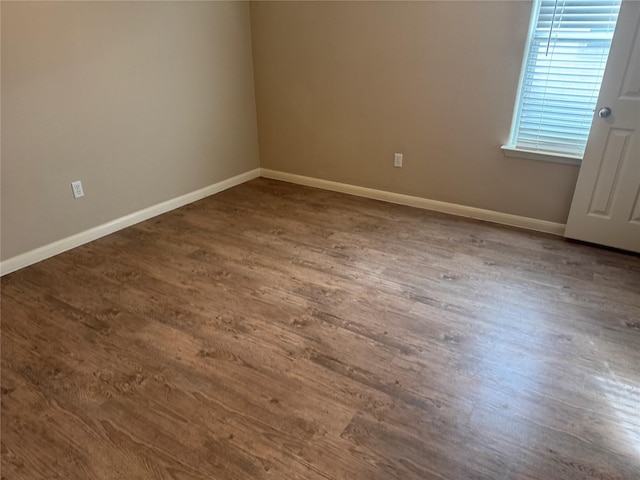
508, 0, 621, 158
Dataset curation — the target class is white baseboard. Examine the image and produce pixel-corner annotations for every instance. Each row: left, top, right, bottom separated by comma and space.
260, 168, 566, 236
0, 168, 261, 276
1, 167, 565, 276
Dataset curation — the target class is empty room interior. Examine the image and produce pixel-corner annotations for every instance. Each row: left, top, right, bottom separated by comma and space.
2, 1, 639, 479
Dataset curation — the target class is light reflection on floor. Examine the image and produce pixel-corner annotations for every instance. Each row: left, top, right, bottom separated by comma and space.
595, 374, 640, 459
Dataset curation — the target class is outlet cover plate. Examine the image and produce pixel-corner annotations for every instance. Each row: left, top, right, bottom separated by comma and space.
71, 180, 84, 199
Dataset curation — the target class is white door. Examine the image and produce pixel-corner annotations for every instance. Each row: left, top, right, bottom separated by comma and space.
565, 0, 640, 253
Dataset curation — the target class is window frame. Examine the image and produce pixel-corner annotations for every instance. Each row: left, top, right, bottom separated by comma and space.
502, 0, 621, 165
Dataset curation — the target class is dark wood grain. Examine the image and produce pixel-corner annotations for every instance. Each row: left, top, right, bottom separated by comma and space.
2, 178, 639, 480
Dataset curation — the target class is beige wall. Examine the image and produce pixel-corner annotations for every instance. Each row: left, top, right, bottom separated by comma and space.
1, 1, 585, 264
1, 1, 260, 260
250, 1, 580, 224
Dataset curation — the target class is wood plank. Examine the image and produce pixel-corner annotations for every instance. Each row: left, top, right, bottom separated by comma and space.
2, 178, 639, 479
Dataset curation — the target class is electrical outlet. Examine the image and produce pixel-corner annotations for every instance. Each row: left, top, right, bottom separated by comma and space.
71, 180, 84, 199
394, 153, 403, 168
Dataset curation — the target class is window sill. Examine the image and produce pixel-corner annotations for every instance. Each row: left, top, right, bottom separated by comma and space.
501, 145, 582, 166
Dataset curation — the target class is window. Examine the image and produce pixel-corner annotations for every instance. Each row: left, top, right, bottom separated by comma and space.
503, 0, 622, 163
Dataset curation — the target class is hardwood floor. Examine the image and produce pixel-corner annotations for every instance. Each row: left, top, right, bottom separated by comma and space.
2, 178, 639, 480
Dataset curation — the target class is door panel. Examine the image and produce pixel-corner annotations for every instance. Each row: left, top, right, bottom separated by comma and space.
631, 187, 640, 223
619, 23, 640, 98
588, 129, 631, 218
